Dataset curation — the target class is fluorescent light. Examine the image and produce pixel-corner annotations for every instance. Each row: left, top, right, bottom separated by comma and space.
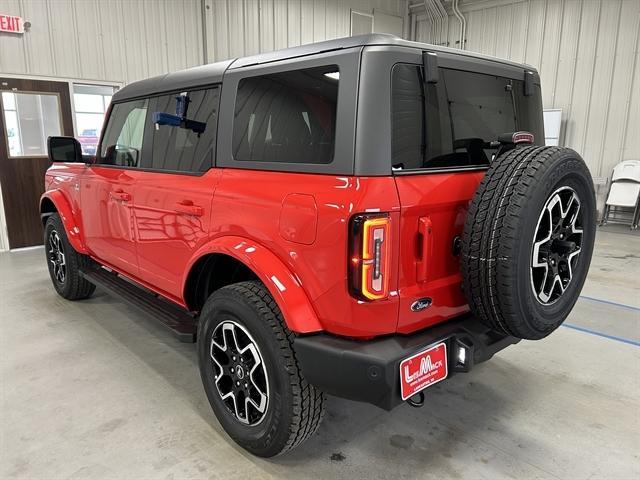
324, 72, 340, 80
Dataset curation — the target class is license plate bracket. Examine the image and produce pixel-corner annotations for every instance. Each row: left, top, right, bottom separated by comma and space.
399, 342, 448, 400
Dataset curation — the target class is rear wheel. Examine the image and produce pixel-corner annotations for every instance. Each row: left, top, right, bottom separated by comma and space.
44, 214, 96, 300
197, 281, 325, 457
461, 146, 596, 340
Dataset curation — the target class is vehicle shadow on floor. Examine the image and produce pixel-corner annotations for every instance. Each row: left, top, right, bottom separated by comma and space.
75, 286, 553, 477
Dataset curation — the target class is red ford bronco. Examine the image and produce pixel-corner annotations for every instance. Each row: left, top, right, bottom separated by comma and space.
41, 34, 595, 457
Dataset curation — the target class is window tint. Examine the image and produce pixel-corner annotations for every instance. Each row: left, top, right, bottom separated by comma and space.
233, 65, 339, 164
100, 99, 148, 167
147, 87, 220, 173
391, 64, 543, 171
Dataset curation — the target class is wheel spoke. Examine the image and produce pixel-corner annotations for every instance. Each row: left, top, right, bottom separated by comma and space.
209, 320, 269, 426
48, 231, 67, 285
531, 187, 584, 305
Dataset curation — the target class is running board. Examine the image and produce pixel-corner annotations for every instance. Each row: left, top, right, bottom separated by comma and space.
80, 266, 197, 343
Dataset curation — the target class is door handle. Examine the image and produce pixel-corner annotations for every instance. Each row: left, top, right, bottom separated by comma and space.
174, 200, 204, 217
416, 216, 433, 283
110, 190, 131, 202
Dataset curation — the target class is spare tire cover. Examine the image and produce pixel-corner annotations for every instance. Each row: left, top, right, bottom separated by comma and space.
461, 146, 596, 340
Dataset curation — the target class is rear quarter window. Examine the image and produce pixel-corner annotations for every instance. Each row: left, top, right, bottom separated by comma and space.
232, 65, 339, 164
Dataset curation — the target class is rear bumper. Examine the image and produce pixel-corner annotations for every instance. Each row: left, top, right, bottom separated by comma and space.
293, 315, 519, 410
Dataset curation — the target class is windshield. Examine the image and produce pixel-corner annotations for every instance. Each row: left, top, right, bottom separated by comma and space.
391, 64, 544, 171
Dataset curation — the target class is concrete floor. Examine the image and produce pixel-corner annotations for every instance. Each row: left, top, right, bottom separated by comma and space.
1, 228, 638, 480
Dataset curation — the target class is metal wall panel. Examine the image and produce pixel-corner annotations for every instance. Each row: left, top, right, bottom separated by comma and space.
203, 0, 406, 63
0, 0, 204, 84
415, 0, 640, 208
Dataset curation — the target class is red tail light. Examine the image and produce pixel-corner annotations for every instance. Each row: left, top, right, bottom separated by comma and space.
349, 214, 391, 301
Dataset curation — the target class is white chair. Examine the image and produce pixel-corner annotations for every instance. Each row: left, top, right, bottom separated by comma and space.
600, 160, 640, 230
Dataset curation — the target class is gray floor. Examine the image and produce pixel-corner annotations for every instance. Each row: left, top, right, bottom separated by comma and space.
1, 228, 639, 480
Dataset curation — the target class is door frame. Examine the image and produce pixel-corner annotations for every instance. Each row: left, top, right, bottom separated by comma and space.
0, 74, 122, 251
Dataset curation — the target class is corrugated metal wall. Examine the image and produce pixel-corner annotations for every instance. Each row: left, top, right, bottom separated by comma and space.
0, 0, 205, 84
203, 0, 406, 62
0, 0, 406, 84
415, 0, 640, 207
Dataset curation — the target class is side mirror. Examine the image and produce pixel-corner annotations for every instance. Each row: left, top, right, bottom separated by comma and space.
48, 136, 83, 163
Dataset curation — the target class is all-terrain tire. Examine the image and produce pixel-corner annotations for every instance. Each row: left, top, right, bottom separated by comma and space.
44, 214, 96, 300
461, 146, 596, 340
197, 281, 325, 457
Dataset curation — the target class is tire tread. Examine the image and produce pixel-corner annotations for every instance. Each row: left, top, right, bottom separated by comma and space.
461, 146, 594, 339
206, 281, 325, 455
45, 214, 96, 300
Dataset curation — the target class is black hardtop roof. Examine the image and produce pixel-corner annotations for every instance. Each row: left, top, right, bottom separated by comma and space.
112, 33, 536, 102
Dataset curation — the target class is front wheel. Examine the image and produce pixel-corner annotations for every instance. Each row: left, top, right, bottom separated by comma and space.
197, 281, 325, 457
44, 214, 96, 300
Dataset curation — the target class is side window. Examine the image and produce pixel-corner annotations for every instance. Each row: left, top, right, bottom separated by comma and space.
148, 87, 220, 173
233, 65, 339, 164
391, 64, 535, 171
100, 99, 148, 167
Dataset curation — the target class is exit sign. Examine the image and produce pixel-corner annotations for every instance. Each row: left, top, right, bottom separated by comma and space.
0, 14, 24, 34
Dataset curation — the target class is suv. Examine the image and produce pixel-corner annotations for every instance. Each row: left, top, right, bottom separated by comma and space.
41, 34, 595, 457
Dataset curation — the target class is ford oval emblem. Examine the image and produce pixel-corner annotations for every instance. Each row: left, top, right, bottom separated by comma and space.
411, 297, 432, 312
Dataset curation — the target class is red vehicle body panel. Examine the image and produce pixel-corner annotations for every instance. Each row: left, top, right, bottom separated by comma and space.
42, 163, 483, 338
134, 169, 222, 297
394, 171, 485, 333
209, 169, 402, 337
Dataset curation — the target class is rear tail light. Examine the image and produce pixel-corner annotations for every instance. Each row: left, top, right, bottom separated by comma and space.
349, 214, 391, 301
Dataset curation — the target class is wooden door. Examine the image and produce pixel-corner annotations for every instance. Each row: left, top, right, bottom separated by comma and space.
0, 78, 74, 248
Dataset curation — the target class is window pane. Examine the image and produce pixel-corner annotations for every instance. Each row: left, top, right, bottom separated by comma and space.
1, 92, 62, 157
76, 113, 105, 155
73, 84, 116, 154
4, 111, 21, 156
233, 65, 339, 164
2, 92, 16, 110
148, 87, 219, 173
74, 93, 104, 113
391, 65, 542, 171
100, 99, 148, 167
391, 65, 426, 169
444, 69, 516, 144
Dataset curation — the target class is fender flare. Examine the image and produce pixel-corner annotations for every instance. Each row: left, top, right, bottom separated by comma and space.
40, 190, 88, 254
184, 236, 323, 334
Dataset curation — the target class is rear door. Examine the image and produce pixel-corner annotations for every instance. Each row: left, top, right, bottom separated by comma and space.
391, 62, 544, 333
132, 86, 221, 301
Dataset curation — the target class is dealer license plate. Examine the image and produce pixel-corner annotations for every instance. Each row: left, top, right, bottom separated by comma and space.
399, 342, 448, 400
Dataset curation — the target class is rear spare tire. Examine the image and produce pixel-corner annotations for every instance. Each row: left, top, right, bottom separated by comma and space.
461, 146, 596, 340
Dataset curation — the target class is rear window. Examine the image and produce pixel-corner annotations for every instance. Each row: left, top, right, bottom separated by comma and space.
232, 65, 339, 164
391, 64, 543, 171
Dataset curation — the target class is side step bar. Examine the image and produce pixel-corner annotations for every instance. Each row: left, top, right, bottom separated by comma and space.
80, 266, 197, 343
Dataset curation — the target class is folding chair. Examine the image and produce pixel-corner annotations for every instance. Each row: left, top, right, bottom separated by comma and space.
600, 160, 640, 230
